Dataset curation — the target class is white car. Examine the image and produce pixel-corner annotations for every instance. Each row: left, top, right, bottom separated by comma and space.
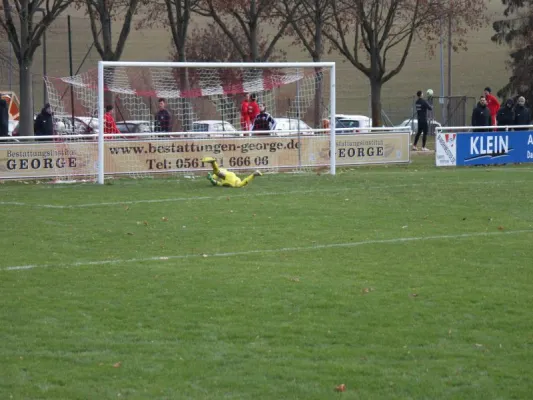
335, 114, 372, 133
74, 116, 100, 134
397, 118, 442, 134
191, 120, 240, 138
271, 118, 314, 136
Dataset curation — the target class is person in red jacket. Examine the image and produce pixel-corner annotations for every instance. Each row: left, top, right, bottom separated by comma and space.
248, 94, 260, 128
240, 93, 251, 133
484, 87, 500, 126
104, 105, 121, 138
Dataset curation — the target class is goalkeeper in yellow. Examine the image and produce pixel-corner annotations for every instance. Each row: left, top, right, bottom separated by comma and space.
201, 157, 262, 188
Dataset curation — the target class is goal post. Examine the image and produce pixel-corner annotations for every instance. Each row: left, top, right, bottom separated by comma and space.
96, 61, 337, 184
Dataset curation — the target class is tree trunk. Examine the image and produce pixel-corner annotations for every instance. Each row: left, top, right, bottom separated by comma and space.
313, 19, 323, 129
103, 58, 115, 109
369, 78, 382, 127
314, 64, 323, 129
250, 0, 258, 61
18, 60, 34, 136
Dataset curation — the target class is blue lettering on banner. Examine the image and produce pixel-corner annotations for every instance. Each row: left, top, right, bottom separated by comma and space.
452, 130, 533, 166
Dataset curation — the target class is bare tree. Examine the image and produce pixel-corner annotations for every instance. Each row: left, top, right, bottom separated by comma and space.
0, 0, 74, 136
138, 0, 199, 63
324, 0, 486, 126
195, 0, 299, 62
84, 0, 142, 62
170, 22, 286, 127
282, 0, 336, 126
283, 0, 335, 62
83, 0, 144, 106
182, 22, 286, 63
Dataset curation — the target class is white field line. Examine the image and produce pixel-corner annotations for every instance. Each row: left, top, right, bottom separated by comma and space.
3, 229, 532, 272
0, 180, 527, 209
0, 166, 532, 194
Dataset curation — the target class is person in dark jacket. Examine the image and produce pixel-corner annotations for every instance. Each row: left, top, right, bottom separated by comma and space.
0, 94, 8, 137
412, 90, 433, 151
513, 96, 531, 131
155, 98, 172, 132
34, 103, 54, 139
251, 104, 276, 135
496, 98, 515, 131
471, 96, 491, 131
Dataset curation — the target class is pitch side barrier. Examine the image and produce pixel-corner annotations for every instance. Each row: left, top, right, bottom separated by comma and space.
435, 125, 533, 166
0, 127, 411, 182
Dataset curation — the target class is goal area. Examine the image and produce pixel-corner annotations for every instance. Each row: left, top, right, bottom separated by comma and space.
40, 61, 337, 184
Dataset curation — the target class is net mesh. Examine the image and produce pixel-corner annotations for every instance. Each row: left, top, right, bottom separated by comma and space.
45, 66, 329, 132
41, 65, 331, 180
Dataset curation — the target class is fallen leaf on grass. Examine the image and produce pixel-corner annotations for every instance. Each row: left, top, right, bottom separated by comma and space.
498, 226, 504, 231
113, 361, 122, 368
335, 384, 346, 392
143, 221, 149, 226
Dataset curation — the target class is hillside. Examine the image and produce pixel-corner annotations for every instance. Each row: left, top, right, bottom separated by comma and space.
0, 1, 511, 123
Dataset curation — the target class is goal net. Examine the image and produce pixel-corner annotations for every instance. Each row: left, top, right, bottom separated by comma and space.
43, 62, 336, 183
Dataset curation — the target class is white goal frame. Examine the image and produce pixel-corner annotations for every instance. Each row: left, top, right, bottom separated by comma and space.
97, 61, 337, 184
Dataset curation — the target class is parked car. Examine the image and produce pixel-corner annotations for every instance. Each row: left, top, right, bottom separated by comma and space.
191, 120, 240, 138
335, 114, 372, 133
54, 115, 96, 137
115, 120, 155, 139
73, 116, 99, 135
397, 118, 442, 135
271, 117, 314, 136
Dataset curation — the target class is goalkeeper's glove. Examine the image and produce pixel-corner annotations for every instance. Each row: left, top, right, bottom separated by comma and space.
207, 172, 217, 186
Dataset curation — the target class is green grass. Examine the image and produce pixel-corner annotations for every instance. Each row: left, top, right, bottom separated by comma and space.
1, 156, 533, 399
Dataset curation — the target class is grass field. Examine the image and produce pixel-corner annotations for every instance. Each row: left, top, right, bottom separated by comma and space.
1, 156, 533, 399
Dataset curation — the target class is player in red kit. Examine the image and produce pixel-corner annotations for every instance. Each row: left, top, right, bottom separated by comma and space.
248, 94, 260, 128
104, 105, 121, 138
240, 93, 251, 132
484, 87, 500, 127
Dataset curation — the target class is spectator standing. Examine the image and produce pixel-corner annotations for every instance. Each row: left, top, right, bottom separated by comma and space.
484, 87, 500, 126
251, 104, 276, 135
240, 93, 251, 132
412, 90, 433, 151
155, 98, 172, 133
513, 96, 531, 131
34, 103, 54, 139
496, 99, 515, 131
104, 105, 121, 136
248, 94, 260, 128
0, 94, 8, 137
471, 96, 491, 131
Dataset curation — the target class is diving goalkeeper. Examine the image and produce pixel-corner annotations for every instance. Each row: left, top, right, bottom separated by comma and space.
201, 157, 262, 188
